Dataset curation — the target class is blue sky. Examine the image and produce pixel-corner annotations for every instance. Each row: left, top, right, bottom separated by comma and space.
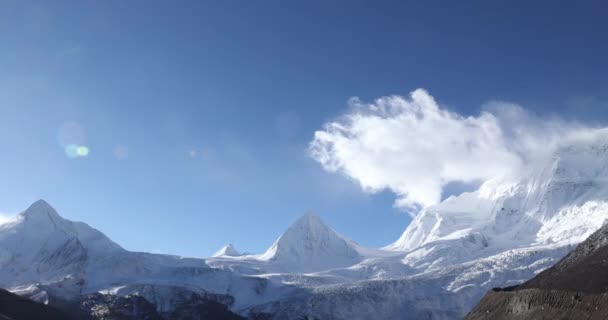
1, 0, 607, 256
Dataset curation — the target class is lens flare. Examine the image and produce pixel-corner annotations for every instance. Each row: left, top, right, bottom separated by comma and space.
76, 146, 89, 157
57, 122, 89, 159
65, 144, 89, 158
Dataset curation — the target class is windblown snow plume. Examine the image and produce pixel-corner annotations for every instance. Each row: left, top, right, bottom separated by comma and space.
310, 89, 595, 210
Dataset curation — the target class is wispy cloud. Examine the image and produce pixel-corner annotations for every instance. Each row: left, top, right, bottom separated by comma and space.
310, 89, 596, 212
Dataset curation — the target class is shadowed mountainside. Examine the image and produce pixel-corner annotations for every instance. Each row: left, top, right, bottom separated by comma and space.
466, 222, 608, 319
0, 288, 70, 320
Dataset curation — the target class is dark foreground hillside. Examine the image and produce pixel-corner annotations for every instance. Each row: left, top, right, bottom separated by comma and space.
0, 286, 245, 320
466, 223, 608, 319
0, 288, 70, 320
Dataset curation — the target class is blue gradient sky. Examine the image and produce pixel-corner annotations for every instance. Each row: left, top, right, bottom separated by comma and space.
1, 0, 607, 256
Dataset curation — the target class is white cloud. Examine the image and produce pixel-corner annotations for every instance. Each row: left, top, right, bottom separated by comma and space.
310, 89, 593, 211
0, 212, 15, 225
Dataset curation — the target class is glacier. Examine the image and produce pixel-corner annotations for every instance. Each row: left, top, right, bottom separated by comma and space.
3, 130, 608, 319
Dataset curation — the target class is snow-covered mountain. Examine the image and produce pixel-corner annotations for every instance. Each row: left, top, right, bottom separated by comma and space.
257, 212, 363, 272
3, 130, 608, 319
212, 244, 242, 258
0, 199, 123, 289
0, 200, 294, 313
391, 138, 608, 253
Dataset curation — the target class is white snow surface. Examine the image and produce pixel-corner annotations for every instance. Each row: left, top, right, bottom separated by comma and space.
256, 212, 366, 272
212, 244, 242, 257
3, 130, 608, 319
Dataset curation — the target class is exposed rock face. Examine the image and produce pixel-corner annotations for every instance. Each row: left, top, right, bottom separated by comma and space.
163, 294, 244, 320
77, 293, 162, 320
467, 289, 608, 320
55, 292, 245, 320
466, 222, 608, 319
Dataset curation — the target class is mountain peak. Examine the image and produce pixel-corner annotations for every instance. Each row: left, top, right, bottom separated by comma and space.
27, 199, 52, 209
291, 211, 323, 228
258, 212, 361, 272
277, 212, 330, 241
212, 243, 241, 257
20, 199, 63, 222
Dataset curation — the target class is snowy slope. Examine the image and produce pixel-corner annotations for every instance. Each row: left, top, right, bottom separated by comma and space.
390, 130, 608, 255
0, 200, 123, 288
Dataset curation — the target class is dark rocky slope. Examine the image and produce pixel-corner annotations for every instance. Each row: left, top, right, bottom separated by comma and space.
0, 288, 70, 320
466, 223, 608, 319
56, 292, 246, 320
0, 287, 245, 320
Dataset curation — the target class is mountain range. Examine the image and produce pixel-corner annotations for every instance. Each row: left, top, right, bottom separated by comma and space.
3, 130, 608, 319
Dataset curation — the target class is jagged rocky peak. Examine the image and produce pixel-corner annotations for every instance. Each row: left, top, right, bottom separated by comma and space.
212, 243, 242, 257
258, 212, 361, 272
